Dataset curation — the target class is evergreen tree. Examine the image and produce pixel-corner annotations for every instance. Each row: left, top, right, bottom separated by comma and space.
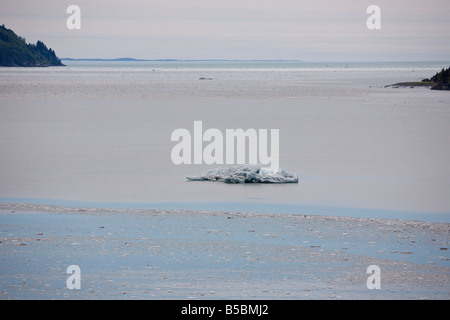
430, 67, 450, 90
0, 24, 64, 67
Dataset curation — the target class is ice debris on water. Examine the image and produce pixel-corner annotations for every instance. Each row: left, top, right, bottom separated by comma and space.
186, 165, 299, 184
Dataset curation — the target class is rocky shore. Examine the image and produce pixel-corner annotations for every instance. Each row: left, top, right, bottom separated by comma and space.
386, 67, 450, 90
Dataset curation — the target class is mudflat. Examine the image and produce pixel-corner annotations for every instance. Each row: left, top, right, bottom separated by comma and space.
1, 203, 448, 299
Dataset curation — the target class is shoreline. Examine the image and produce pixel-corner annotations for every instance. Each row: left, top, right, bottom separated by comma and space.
2, 198, 450, 224
2, 201, 449, 227
1, 202, 449, 299
385, 81, 435, 88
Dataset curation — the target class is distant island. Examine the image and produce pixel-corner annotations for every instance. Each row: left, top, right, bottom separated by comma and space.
0, 24, 64, 67
386, 66, 450, 90
61, 58, 302, 62
61, 57, 177, 62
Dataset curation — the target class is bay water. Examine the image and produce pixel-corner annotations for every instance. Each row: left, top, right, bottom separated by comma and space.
1, 61, 450, 222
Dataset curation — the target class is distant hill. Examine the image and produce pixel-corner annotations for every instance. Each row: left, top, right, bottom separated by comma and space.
61, 58, 177, 62
61, 58, 301, 62
0, 24, 64, 67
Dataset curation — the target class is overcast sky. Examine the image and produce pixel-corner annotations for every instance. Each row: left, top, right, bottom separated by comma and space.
1, 0, 449, 61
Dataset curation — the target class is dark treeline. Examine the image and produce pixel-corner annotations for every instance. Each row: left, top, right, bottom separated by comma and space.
423, 66, 450, 90
0, 24, 64, 67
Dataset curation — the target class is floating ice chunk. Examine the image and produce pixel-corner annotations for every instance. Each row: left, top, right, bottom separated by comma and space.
186, 165, 298, 184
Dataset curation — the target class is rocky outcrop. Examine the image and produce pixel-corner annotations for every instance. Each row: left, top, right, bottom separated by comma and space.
429, 67, 450, 91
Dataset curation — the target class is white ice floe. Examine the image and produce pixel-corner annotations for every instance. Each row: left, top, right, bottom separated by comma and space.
186, 165, 298, 184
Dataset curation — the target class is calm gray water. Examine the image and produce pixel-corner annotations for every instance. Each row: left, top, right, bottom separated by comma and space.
1, 61, 450, 222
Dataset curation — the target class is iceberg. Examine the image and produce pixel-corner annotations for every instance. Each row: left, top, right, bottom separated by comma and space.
186, 165, 299, 184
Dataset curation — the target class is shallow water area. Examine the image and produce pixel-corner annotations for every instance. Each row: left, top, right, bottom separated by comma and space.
0, 204, 449, 299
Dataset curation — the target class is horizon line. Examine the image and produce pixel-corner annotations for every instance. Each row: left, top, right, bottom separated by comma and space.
60, 57, 450, 63
61, 57, 303, 62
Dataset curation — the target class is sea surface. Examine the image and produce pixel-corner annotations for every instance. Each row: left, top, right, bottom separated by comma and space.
1, 61, 450, 222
